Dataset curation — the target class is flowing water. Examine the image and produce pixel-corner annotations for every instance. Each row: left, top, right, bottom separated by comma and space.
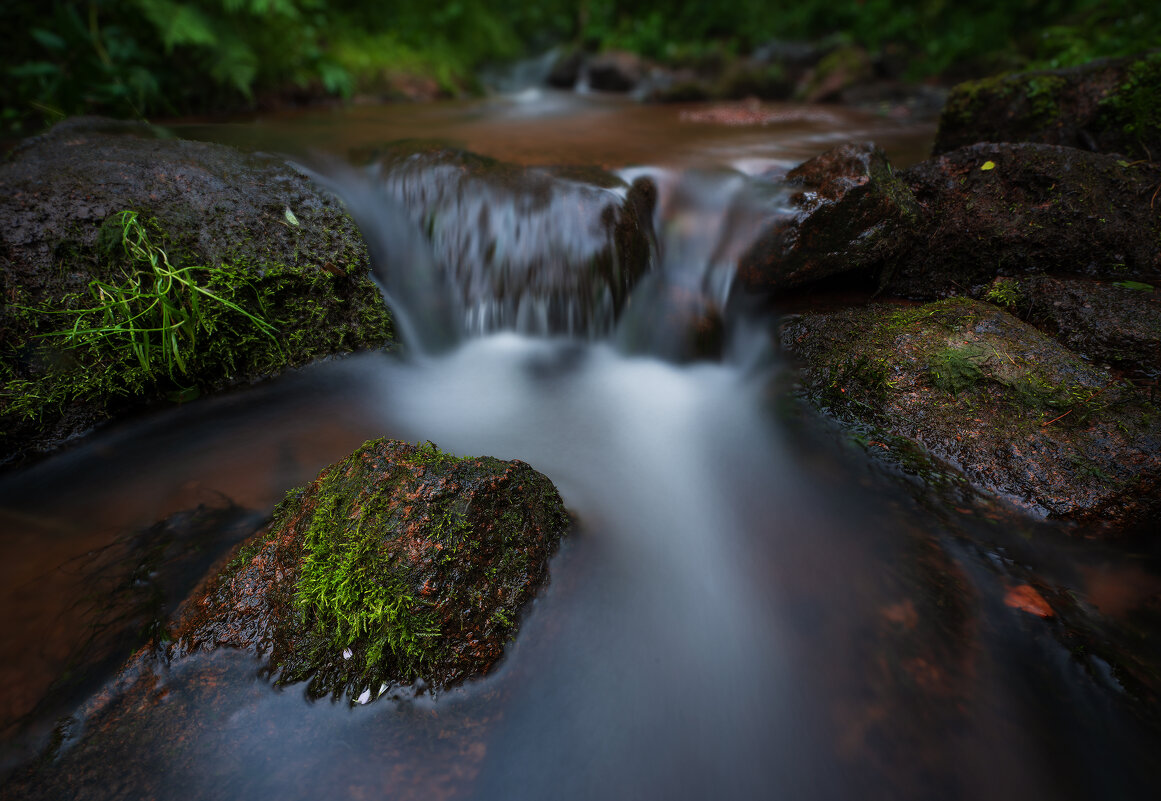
2, 91, 1160, 800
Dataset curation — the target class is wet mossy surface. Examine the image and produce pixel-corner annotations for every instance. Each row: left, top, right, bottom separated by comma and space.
934, 53, 1161, 161
982, 274, 1161, 382
169, 438, 569, 703
0, 118, 394, 466
781, 297, 1161, 527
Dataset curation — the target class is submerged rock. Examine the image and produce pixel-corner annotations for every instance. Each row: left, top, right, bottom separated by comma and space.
166, 438, 569, 701
0, 117, 393, 466
782, 298, 1161, 528
934, 53, 1161, 161
370, 141, 655, 335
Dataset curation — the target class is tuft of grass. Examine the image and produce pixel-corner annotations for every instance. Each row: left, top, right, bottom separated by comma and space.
40, 210, 278, 379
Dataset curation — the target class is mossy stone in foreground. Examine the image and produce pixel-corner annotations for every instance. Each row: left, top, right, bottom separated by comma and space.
171, 439, 569, 702
0, 117, 393, 465
782, 298, 1161, 528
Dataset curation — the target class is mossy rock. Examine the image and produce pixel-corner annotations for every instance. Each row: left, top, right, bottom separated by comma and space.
781, 297, 1161, 529
982, 275, 1161, 381
367, 141, 655, 334
0, 117, 393, 466
934, 53, 1161, 162
168, 438, 569, 702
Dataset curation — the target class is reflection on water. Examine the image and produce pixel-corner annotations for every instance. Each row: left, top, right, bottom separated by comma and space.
2, 91, 1160, 801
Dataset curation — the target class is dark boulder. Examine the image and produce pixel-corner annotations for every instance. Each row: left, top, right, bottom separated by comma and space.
586, 50, 647, 93
934, 53, 1161, 161
737, 141, 1161, 299
547, 47, 585, 89
885, 142, 1161, 296
370, 141, 656, 335
781, 297, 1161, 529
0, 117, 393, 466
168, 438, 569, 701
737, 142, 921, 294
981, 275, 1161, 381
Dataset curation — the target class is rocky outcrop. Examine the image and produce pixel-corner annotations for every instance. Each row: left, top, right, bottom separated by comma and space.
586, 50, 648, 92
0, 117, 393, 466
737, 142, 921, 293
934, 53, 1161, 161
982, 274, 1161, 380
737, 140, 1161, 298
885, 142, 1161, 296
781, 297, 1161, 529
166, 438, 569, 702
370, 141, 656, 335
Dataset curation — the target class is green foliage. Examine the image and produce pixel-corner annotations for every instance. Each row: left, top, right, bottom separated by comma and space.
4, 0, 1159, 132
1, 210, 280, 427
985, 278, 1022, 309
41, 210, 278, 379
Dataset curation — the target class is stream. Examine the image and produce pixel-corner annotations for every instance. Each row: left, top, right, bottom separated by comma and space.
2, 90, 1160, 800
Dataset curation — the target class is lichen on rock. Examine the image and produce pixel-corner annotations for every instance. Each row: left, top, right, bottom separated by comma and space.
168, 438, 570, 702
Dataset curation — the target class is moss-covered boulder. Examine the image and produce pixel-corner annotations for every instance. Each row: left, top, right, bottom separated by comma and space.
981, 275, 1161, 381
166, 438, 568, 702
781, 298, 1161, 528
370, 141, 655, 335
0, 117, 393, 466
737, 142, 921, 294
933, 53, 1161, 162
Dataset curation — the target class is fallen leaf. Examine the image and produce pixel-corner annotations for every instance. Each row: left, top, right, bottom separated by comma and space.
1004, 584, 1053, 618
980, 160, 996, 171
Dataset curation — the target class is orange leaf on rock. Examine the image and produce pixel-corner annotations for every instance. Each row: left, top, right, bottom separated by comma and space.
1004, 584, 1054, 618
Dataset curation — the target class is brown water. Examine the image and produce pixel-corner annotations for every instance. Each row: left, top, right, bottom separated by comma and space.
2, 92, 1159, 801
172, 90, 935, 169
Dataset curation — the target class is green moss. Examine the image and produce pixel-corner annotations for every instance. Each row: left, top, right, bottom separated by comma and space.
1100, 53, 1161, 144
929, 345, 987, 395
293, 447, 441, 681
0, 208, 393, 456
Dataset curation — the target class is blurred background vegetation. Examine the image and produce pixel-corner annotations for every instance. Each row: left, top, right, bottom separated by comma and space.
2, 0, 1158, 132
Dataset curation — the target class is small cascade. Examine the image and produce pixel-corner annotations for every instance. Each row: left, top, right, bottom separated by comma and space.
315, 148, 796, 361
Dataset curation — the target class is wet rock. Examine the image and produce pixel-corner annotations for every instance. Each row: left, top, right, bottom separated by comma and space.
737, 142, 921, 293
165, 438, 569, 701
738, 140, 1161, 300
586, 50, 647, 92
546, 47, 585, 89
781, 297, 1161, 528
798, 45, 874, 104
370, 141, 656, 335
982, 275, 1161, 380
0, 117, 393, 466
886, 142, 1161, 295
934, 53, 1161, 161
